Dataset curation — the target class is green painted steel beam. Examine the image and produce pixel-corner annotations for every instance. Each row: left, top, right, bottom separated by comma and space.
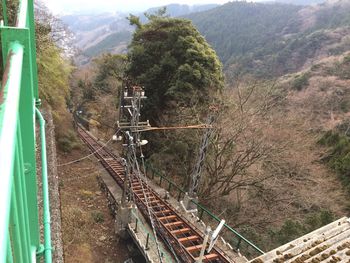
27, 0, 39, 99
2, 0, 8, 26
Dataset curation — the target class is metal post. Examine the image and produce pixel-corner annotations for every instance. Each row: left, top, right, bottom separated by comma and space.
197, 227, 211, 263
199, 208, 204, 221
236, 237, 242, 251
121, 158, 129, 205
134, 218, 138, 233
145, 233, 150, 250
177, 191, 182, 201
188, 107, 218, 198
2, 0, 8, 26
168, 182, 172, 192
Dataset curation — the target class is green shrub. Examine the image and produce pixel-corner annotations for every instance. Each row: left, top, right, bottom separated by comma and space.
292, 73, 309, 91
91, 211, 104, 223
57, 129, 80, 153
318, 130, 340, 146
266, 210, 334, 249
326, 56, 350, 80
319, 130, 350, 187
340, 100, 350, 113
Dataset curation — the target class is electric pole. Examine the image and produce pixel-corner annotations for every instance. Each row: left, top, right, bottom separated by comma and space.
182, 106, 218, 212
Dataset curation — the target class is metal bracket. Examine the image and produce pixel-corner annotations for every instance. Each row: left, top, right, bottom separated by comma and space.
0, 26, 30, 65
35, 244, 44, 258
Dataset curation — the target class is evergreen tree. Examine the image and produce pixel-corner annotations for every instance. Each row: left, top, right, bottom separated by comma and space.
126, 14, 224, 121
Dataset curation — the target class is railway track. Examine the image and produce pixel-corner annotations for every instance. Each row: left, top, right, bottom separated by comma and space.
77, 126, 232, 263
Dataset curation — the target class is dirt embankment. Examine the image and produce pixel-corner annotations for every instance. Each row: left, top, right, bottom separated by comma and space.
57, 139, 132, 262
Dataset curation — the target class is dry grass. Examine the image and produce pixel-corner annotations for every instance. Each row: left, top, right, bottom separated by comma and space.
58, 147, 131, 263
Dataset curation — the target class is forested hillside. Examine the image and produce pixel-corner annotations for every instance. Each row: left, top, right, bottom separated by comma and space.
61, 3, 220, 61
187, 2, 302, 67
275, 0, 325, 4
187, 0, 350, 77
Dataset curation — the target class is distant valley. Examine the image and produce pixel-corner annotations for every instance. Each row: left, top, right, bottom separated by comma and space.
61, 4, 220, 61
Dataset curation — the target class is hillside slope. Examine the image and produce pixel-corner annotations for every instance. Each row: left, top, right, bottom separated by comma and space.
187, 0, 350, 77
62, 4, 220, 60
275, 0, 325, 4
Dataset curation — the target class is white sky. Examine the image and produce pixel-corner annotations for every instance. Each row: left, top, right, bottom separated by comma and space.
42, 0, 233, 14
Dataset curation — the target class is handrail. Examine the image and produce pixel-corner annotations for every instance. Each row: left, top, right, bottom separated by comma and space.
144, 162, 265, 257
36, 108, 53, 263
191, 200, 265, 254
0, 41, 24, 262
1, 0, 52, 262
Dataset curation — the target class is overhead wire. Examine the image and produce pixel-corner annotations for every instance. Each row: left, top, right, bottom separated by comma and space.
57, 128, 120, 167
136, 124, 212, 132
125, 92, 207, 261
78, 125, 206, 262
75, 92, 210, 261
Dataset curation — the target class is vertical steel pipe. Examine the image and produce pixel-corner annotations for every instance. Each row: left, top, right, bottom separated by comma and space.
35, 108, 52, 263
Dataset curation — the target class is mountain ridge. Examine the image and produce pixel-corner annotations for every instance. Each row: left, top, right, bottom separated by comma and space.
61, 3, 221, 60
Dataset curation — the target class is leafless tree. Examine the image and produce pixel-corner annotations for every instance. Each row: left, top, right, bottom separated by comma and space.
34, 1, 75, 57
199, 80, 285, 201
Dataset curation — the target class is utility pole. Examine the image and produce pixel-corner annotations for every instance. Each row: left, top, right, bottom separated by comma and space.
120, 158, 129, 205
115, 85, 149, 238
118, 85, 149, 185
182, 106, 218, 212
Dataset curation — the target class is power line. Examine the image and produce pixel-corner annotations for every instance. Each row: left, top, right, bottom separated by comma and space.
57, 129, 120, 167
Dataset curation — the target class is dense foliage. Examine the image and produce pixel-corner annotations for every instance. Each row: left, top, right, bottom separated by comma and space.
93, 53, 126, 93
127, 15, 224, 120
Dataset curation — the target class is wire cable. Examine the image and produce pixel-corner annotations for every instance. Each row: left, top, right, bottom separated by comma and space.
57, 129, 120, 167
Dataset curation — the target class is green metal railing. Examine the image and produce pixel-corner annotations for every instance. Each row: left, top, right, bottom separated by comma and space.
0, 0, 52, 262
144, 162, 264, 259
